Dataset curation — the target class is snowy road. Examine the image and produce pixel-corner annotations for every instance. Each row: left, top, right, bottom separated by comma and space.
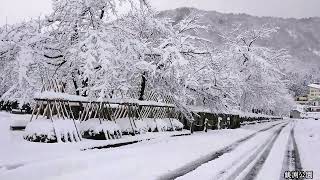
1, 117, 319, 180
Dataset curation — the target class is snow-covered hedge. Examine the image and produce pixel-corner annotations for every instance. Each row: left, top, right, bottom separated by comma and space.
160, 118, 184, 131
134, 119, 149, 133
79, 119, 122, 140
113, 118, 184, 135
143, 118, 158, 132
116, 118, 140, 135
24, 118, 80, 143
143, 118, 184, 132
170, 119, 184, 131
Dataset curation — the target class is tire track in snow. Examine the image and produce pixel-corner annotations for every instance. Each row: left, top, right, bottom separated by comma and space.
211, 123, 288, 180
240, 123, 287, 180
157, 122, 286, 180
291, 122, 303, 173
280, 121, 303, 179
280, 122, 294, 180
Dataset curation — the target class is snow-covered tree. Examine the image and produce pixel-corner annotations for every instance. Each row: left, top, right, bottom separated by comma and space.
0, 21, 51, 105
0, 0, 295, 117
220, 25, 295, 114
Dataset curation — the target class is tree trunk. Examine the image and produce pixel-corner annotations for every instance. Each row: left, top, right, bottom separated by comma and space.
72, 78, 80, 96
139, 72, 146, 101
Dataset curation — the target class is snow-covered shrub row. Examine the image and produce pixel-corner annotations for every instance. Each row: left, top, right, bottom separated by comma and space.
123, 118, 184, 133
115, 118, 146, 135
24, 118, 80, 143
115, 118, 184, 135
155, 118, 184, 131
143, 118, 158, 132
79, 119, 121, 140
170, 119, 184, 131
160, 119, 182, 131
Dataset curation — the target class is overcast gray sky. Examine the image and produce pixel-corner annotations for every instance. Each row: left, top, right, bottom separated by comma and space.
1, 0, 320, 25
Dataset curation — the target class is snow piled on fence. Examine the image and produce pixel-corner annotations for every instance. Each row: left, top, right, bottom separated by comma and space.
34, 91, 174, 107
34, 91, 88, 102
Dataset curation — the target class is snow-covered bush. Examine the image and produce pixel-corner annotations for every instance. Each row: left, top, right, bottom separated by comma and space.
116, 118, 138, 135
134, 119, 149, 133
170, 119, 184, 131
79, 119, 121, 140
115, 118, 152, 135
160, 118, 184, 131
24, 118, 56, 143
143, 118, 158, 132
141, 118, 183, 132
154, 119, 171, 132
54, 119, 81, 142
24, 118, 80, 143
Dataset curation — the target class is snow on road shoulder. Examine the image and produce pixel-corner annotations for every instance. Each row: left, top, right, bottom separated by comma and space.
294, 119, 320, 179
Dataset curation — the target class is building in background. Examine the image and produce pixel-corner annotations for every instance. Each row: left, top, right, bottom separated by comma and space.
306, 83, 320, 112
292, 83, 320, 117
295, 95, 308, 105
308, 83, 320, 100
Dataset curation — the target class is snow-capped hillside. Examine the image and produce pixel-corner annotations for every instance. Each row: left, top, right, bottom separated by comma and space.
160, 7, 320, 74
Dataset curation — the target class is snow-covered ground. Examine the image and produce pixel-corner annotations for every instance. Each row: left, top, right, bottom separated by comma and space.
0, 112, 319, 180
294, 119, 320, 179
0, 112, 190, 168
